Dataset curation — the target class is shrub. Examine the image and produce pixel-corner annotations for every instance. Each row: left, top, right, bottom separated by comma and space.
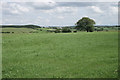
29, 31, 33, 33
73, 30, 77, 33
101, 28, 104, 31
52, 27, 58, 29
62, 28, 71, 33
47, 30, 55, 33
118, 27, 120, 30
96, 27, 104, 32
54, 29, 61, 33
2, 32, 10, 33
29, 31, 38, 33
40, 29, 42, 31
106, 30, 108, 31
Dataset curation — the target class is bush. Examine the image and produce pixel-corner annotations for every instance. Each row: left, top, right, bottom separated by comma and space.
118, 27, 120, 30
106, 30, 108, 31
47, 30, 55, 33
95, 27, 104, 32
40, 29, 42, 31
29, 31, 38, 33
62, 28, 71, 33
52, 27, 58, 29
73, 30, 77, 33
2, 32, 10, 33
54, 29, 61, 33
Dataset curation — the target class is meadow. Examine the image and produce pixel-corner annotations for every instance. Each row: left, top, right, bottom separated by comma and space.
2, 28, 118, 78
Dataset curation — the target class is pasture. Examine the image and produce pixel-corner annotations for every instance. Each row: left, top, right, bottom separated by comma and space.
2, 28, 118, 78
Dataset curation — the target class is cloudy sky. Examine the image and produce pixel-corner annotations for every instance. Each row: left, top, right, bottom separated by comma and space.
1, 0, 119, 26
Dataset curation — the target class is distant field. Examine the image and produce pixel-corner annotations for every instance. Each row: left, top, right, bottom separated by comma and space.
2, 28, 118, 78
2, 28, 36, 33
1, 27, 52, 34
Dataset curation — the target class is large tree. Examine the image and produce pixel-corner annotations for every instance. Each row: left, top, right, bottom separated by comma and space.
75, 17, 96, 32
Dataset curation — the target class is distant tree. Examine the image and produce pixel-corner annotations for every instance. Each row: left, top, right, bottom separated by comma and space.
75, 17, 95, 32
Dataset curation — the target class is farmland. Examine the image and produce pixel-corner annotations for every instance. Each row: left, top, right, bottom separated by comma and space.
2, 27, 118, 78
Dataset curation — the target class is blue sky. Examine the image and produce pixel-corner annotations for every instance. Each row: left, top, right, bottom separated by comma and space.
1, 0, 119, 26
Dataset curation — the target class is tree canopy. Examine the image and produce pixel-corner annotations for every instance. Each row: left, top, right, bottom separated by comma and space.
75, 17, 96, 32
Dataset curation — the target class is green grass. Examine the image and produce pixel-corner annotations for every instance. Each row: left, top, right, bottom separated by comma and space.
1, 28, 52, 34
2, 28, 36, 33
2, 31, 118, 78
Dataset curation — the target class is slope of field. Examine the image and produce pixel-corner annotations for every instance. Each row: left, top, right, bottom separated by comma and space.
2, 28, 36, 33
1, 28, 52, 34
2, 31, 118, 78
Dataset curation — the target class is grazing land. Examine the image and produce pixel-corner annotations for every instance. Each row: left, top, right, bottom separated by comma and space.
2, 27, 118, 78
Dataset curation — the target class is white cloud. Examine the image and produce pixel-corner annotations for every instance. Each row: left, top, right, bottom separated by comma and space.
1, 0, 119, 2
37, 16, 43, 19
56, 7, 78, 13
1, 2, 118, 25
31, 1, 56, 9
2, 2, 30, 15
46, 19, 50, 23
57, 16, 64, 19
1, 0, 56, 2
42, 6, 78, 15
90, 6, 103, 13
110, 6, 118, 14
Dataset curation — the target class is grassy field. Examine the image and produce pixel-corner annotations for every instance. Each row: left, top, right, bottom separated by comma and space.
2, 28, 118, 78
2, 28, 36, 33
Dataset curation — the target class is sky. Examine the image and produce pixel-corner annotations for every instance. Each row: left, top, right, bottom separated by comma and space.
0, 0, 119, 26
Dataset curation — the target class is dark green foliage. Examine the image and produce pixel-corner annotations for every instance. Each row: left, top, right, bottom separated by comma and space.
29, 31, 38, 33
2, 32, 10, 33
106, 30, 108, 31
75, 17, 95, 32
54, 29, 61, 33
62, 27, 71, 33
52, 27, 58, 29
95, 27, 104, 32
101, 28, 104, 31
47, 30, 55, 33
73, 30, 77, 33
1, 25, 40, 29
118, 27, 120, 30
40, 29, 42, 31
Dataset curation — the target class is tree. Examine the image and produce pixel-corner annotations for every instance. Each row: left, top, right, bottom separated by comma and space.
75, 17, 95, 32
